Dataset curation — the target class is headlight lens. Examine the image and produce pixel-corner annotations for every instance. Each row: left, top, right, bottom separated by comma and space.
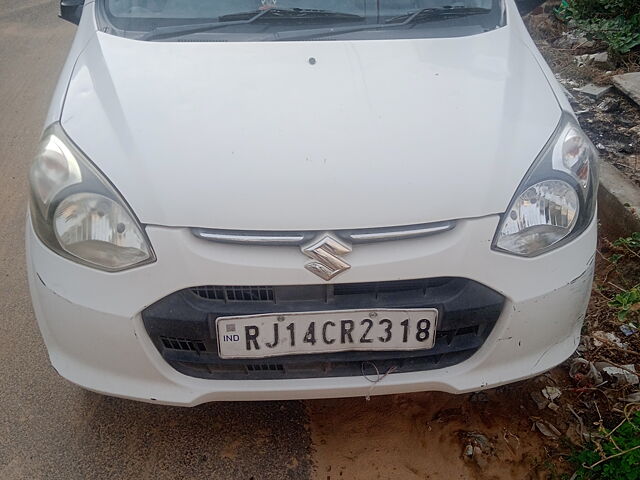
29, 123, 155, 271
493, 115, 598, 257
54, 193, 152, 270
495, 180, 579, 255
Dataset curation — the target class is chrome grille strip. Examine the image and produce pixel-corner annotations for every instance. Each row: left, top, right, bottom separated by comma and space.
191, 221, 456, 246
344, 221, 455, 242
191, 229, 309, 246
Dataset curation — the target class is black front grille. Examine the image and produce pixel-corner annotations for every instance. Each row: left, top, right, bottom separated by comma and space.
142, 278, 505, 380
247, 364, 285, 372
160, 336, 206, 353
333, 278, 447, 297
192, 286, 275, 302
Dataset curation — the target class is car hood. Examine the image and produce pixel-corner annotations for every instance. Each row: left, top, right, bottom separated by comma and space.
61, 27, 561, 231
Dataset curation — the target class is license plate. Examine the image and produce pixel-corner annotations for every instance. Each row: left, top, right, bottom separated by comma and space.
215, 309, 438, 359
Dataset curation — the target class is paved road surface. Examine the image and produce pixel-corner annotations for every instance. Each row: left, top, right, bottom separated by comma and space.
0, 3, 564, 480
0, 2, 311, 479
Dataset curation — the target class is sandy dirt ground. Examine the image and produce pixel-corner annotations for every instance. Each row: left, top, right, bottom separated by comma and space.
308, 387, 558, 480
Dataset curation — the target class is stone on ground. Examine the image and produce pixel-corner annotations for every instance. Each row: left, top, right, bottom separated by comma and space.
575, 83, 611, 100
612, 72, 640, 107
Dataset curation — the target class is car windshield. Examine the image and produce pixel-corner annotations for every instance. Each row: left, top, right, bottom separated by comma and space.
101, 0, 503, 41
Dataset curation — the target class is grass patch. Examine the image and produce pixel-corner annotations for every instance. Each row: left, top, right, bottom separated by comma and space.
555, 0, 640, 54
569, 410, 640, 479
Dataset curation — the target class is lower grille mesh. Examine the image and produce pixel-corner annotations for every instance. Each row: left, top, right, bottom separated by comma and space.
247, 364, 285, 372
143, 277, 504, 380
160, 336, 206, 353
192, 286, 275, 302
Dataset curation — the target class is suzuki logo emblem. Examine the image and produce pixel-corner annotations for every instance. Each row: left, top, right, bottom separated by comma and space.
301, 234, 352, 281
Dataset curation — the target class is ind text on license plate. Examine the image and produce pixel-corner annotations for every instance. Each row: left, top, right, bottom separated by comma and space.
215, 309, 438, 359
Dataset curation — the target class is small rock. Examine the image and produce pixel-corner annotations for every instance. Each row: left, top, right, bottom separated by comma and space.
574, 52, 610, 68
548, 402, 560, 412
464, 444, 474, 457
542, 386, 562, 402
468, 432, 491, 451
592, 51, 612, 69
575, 83, 612, 100
558, 75, 580, 88
556, 30, 594, 48
530, 390, 549, 410
574, 54, 591, 67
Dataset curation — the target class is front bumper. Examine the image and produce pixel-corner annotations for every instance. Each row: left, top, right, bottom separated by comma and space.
27, 214, 596, 406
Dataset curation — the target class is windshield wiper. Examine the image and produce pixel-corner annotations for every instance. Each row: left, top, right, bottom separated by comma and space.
219, 8, 363, 23
385, 6, 491, 24
140, 8, 364, 41
274, 6, 491, 41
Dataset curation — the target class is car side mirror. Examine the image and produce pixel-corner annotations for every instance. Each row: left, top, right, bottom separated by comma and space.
60, 0, 85, 25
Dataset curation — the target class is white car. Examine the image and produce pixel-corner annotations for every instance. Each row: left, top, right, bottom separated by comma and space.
27, 0, 597, 406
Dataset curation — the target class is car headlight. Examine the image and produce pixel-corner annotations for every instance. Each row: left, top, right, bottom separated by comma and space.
29, 123, 155, 271
493, 114, 598, 257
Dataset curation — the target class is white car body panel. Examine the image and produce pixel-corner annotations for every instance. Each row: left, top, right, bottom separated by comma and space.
60, 8, 560, 230
27, 215, 596, 405
27, 0, 598, 405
